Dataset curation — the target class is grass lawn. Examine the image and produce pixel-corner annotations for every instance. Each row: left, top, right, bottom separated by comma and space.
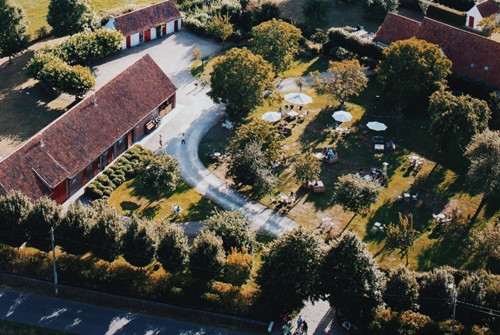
196, 51, 500, 272
276, 0, 383, 32
0, 320, 67, 335
0, 43, 74, 157
108, 178, 220, 223
17, 0, 158, 37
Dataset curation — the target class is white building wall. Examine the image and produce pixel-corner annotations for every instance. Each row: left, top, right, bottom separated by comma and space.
121, 38, 127, 49
151, 27, 157, 40
104, 18, 116, 30
166, 21, 175, 34
177, 18, 182, 31
466, 6, 483, 29
131, 33, 140, 47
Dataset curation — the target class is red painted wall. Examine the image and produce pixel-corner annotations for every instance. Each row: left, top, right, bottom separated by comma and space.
51, 180, 68, 204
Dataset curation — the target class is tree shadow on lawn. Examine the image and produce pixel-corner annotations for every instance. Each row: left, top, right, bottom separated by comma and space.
185, 197, 219, 222
417, 236, 480, 272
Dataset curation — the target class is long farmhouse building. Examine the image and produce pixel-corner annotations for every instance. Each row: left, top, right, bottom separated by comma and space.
104, 0, 182, 49
0, 55, 176, 204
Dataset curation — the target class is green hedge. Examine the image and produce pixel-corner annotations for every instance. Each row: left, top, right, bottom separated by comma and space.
323, 27, 383, 60
84, 145, 155, 199
424, 1, 467, 27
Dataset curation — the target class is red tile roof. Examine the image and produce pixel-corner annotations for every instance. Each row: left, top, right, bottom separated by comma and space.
113, 1, 181, 36
0, 54, 176, 200
476, 0, 499, 18
374, 12, 421, 46
375, 13, 500, 89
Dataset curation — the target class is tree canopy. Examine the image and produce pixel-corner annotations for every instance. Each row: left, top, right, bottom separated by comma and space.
0, 191, 32, 246
156, 223, 189, 272
386, 213, 417, 266
209, 47, 274, 118
203, 210, 255, 254
293, 153, 321, 184
464, 129, 500, 196
377, 37, 452, 109
250, 19, 302, 76
0, 0, 29, 62
47, 0, 99, 36
429, 88, 491, 154
418, 267, 455, 320
139, 154, 180, 197
24, 197, 60, 249
333, 173, 381, 214
120, 217, 156, 266
189, 230, 226, 279
257, 227, 323, 313
318, 231, 384, 322
384, 267, 419, 312
207, 14, 233, 47
313, 59, 368, 108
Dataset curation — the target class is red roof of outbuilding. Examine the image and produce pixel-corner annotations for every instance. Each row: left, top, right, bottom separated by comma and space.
113, 1, 181, 36
375, 12, 421, 46
476, 0, 499, 18
0, 54, 176, 200
374, 13, 500, 88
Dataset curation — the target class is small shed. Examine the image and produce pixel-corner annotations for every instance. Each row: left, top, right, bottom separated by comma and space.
104, 0, 182, 49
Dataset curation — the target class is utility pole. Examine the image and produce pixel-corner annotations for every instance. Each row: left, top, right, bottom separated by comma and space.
451, 287, 457, 335
50, 227, 58, 296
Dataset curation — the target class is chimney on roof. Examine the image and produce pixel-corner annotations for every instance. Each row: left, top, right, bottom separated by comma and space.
40, 138, 45, 148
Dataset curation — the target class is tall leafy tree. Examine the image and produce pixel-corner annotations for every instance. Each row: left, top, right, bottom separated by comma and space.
312, 59, 368, 108
209, 47, 274, 118
139, 154, 180, 198
55, 201, 93, 254
418, 267, 455, 321
85, 202, 124, 261
0, 191, 32, 246
189, 230, 225, 280
207, 14, 233, 48
318, 231, 385, 322
470, 221, 500, 261
457, 272, 489, 326
203, 210, 255, 254
386, 213, 417, 266
0, 0, 29, 63
120, 217, 156, 266
257, 227, 323, 314
24, 197, 60, 250
228, 120, 281, 163
47, 0, 98, 37
333, 173, 381, 223
384, 267, 419, 311
156, 223, 189, 272
293, 153, 321, 186
250, 19, 302, 76
429, 88, 491, 155
377, 37, 452, 110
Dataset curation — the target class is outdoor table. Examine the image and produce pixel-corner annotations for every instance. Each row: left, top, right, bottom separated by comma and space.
373, 222, 383, 231
363, 175, 373, 181
314, 152, 326, 160
374, 144, 384, 151
287, 111, 299, 118
213, 152, 221, 158
312, 180, 325, 193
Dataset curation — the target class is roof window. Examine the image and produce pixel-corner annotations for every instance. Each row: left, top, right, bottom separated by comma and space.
484, 66, 489, 71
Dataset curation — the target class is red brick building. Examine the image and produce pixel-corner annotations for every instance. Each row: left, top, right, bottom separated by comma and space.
375, 13, 500, 89
0, 54, 176, 203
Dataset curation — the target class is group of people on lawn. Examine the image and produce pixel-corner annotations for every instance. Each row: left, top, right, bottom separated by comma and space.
283, 314, 308, 335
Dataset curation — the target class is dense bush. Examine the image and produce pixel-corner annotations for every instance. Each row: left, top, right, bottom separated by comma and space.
203, 210, 256, 253
324, 27, 383, 60
435, 0, 474, 11
0, 191, 33, 246
84, 145, 153, 199
425, 1, 467, 27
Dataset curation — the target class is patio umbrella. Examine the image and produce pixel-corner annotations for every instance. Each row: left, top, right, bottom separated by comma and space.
261, 111, 281, 122
284, 93, 312, 105
366, 121, 387, 131
332, 110, 353, 123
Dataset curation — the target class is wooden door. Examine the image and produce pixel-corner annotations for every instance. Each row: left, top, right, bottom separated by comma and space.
174, 20, 179, 32
162, 24, 166, 35
145, 29, 151, 42
468, 16, 474, 27
126, 35, 131, 48
127, 131, 133, 147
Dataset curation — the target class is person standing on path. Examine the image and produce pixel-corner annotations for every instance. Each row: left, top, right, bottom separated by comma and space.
181, 133, 186, 145
159, 134, 163, 146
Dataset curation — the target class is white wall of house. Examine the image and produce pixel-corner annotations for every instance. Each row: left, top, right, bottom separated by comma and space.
151, 27, 157, 40
466, 6, 483, 29
131, 33, 140, 47
166, 21, 175, 34
104, 18, 116, 30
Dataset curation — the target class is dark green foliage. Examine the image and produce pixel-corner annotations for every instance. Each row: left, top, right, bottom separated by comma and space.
426, 2, 467, 27
457, 273, 489, 326
47, 0, 99, 36
257, 227, 323, 314
24, 197, 60, 250
303, 0, 331, 20
0, 0, 30, 62
435, 0, 474, 11
120, 217, 156, 266
384, 267, 419, 311
156, 223, 189, 272
0, 191, 32, 246
324, 28, 382, 60
204, 210, 255, 253
55, 201, 93, 254
189, 230, 226, 279
85, 202, 124, 261
333, 173, 381, 214
418, 267, 455, 321
318, 231, 384, 322
363, 0, 400, 20
138, 154, 180, 197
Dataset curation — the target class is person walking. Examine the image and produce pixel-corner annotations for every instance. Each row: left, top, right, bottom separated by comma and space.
297, 315, 303, 329
301, 321, 308, 334
159, 134, 163, 146
181, 133, 186, 145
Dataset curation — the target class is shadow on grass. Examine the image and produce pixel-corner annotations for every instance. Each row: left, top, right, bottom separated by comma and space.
185, 196, 218, 222
417, 236, 480, 272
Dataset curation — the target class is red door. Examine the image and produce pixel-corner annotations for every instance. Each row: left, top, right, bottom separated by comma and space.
174, 20, 179, 32
126, 35, 131, 48
127, 132, 133, 147
93, 160, 98, 176
468, 16, 474, 27
145, 29, 151, 42
162, 24, 166, 35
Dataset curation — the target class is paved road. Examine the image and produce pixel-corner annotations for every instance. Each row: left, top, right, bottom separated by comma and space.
0, 288, 254, 335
